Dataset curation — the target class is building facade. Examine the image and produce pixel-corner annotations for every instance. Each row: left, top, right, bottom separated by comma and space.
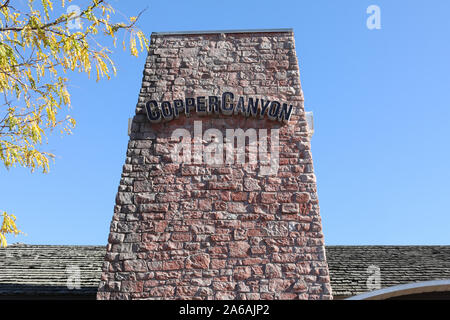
97, 29, 332, 300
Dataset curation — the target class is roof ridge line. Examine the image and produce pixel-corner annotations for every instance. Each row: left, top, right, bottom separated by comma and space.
152, 28, 293, 36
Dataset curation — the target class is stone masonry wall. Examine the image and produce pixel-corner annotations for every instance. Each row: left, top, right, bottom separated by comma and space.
97, 30, 332, 300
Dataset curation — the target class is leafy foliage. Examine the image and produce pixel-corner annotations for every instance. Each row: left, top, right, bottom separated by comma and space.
0, 212, 21, 247
0, 0, 149, 246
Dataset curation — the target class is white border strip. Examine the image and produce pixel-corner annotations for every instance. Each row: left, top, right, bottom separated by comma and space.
346, 279, 450, 300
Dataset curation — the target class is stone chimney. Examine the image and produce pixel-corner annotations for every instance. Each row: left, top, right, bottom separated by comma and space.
97, 29, 332, 300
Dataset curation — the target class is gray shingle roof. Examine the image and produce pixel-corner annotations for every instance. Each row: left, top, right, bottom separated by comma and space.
1, 244, 449, 298
0, 245, 104, 296
327, 245, 450, 297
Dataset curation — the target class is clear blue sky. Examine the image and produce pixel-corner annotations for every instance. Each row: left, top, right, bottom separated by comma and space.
1, 0, 449, 245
